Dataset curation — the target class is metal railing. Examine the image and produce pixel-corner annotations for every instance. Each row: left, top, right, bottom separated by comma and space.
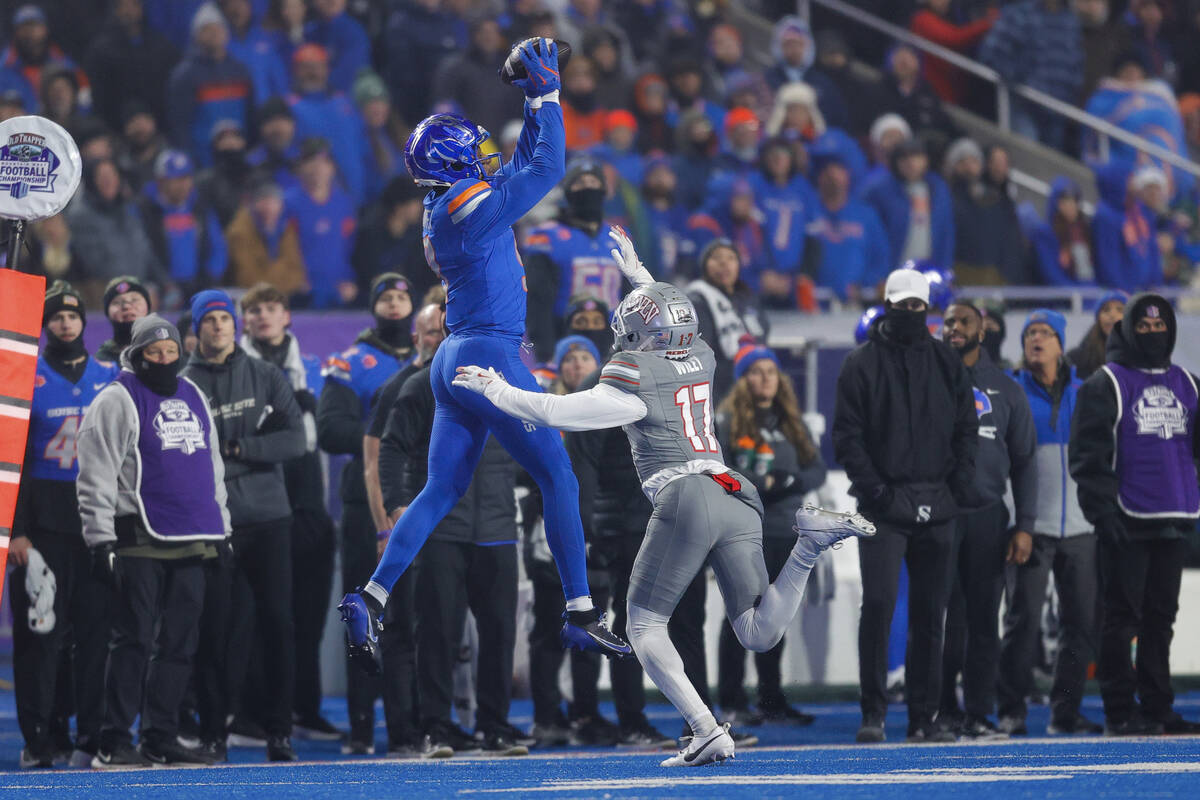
807, 0, 1200, 181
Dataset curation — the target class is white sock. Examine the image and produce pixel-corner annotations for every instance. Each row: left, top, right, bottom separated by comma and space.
627, 604, 717, 738
565, 595, 594, 613
729, 542, 817, 652
362, 581, 389, 609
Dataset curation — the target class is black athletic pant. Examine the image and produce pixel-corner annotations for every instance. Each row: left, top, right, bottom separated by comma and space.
592, 532, 652, 728
717, 536, 794, 712
417, 540, 517, 733
940, 502, 1010, 720
997, 533, 1098, 723
226, 518, 295, 738
858, 519, 958, 726
291, 508, 336, 722
101, 556, 204, 748
11, 530, 110, 751
196, 554, 233, 742
1097, 535, 1188, 724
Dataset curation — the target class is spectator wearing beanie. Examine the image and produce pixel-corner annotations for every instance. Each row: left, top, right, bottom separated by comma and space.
716, 345, 827, 726
765, 16, 848, 129
11, 282, 119, 768
286, 137, 359, 308
166, 3, 252, 167
944, 137, 1026, 285
997, 309, 1100, 736
354, 72, 408, 205
1070, 294, 1200, 736
590, 110, 643, 187
96, 277, 153, 363
1067, 290, 1128, 379
287, 43, 369, 204
140, 149, 228, 293
181, 290, 306, 762
864, 138, 955, 272
1092, 161, 1162, 292
246, 97, 301, 193
77, 315, 231, 768
806, 147, 891, 302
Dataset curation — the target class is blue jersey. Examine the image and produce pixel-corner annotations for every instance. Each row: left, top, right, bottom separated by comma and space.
748, 172, 819, 273
524, 220, 623, 317
421, 100, 566, 339
323, 338, 411, 418
27, 356, 119, 481
285, 184, 357, 308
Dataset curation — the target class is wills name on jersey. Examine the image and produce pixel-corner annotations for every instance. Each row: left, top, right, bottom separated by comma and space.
28, 357, 119, 480
524, 221, 624, 315
599, 338, 723, 483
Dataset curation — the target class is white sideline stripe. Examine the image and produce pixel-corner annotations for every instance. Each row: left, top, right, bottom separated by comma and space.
0, 339, 37, 357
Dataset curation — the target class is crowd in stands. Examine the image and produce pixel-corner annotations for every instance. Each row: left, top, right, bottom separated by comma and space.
2, 0, 1197, 328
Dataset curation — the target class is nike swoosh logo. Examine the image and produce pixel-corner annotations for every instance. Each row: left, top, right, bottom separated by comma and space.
94, 383, 108, 391
985, 389, 1000, 394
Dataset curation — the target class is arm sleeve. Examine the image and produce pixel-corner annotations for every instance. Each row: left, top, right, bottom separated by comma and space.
948, 357, 980, 503
495, 99, 542, 181
1005, 384, 1039, 532
236, 367, 307, 463
524, 251, 561, 362
1069, 372, 1122, 524
483, 381, 647, 432
911, 10, 995, 49
831, 357, 888, 499
76, 388, 136, 548
458, 102, 565, 239
316, 378, 364, 455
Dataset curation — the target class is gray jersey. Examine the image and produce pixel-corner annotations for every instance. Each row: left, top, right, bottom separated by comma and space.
599, 337, 726, 485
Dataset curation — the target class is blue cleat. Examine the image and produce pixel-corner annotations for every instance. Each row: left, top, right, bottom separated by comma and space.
561, 610, 633, 659
338, 590, 383, 676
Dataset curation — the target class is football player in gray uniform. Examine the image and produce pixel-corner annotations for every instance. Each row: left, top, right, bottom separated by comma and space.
454, 228, 874, 766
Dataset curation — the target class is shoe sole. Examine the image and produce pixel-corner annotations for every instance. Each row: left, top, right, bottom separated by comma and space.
794, 504, 877, 537
662, 733, 736, 767
560, 627, 634, 659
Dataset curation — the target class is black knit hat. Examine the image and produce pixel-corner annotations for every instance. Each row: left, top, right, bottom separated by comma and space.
102, 275, 152, 314
43, 280, 85, 328
370, 272, 411, 308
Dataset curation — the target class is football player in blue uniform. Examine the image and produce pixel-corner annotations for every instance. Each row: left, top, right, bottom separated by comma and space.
524, 159, 624, 361
11, 281, 119, 768
340, 38, 631, 672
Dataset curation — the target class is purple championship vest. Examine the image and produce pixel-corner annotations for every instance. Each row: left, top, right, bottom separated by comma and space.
1102, 363, 1200, 519
114, 372, 227, 540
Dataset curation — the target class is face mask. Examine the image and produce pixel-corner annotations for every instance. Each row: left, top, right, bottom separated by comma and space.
884, 306, 928, 344
576, 328, 613, 358
566, 187, 605, 224
982, 329, 1004, 362
134, 354, 181, 396
112, 319, 134, 345
565, 89, 597, 113
374, 315, 411, 350
215, 149, 247, 174
1136, 330, 1171, 365
45, 331, 87, 362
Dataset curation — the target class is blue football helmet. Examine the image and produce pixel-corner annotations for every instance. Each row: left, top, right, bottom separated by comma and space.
902, 259, 955, 311
404, 113, 501, 187
855, 305, 884, 344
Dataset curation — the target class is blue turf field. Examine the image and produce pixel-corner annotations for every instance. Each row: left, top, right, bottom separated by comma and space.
0, 691, 1198, 799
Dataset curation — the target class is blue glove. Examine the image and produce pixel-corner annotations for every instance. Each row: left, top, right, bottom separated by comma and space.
514, 38, 560, 98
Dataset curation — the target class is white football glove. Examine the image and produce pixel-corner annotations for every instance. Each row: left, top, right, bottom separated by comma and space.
453, 365, 507, 398
609, 225, 654, 287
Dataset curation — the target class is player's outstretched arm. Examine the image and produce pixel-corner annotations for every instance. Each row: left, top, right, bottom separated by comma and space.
453, 365, 646, 432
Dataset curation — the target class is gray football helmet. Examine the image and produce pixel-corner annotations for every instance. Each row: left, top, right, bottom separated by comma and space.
611, 282, 698, 358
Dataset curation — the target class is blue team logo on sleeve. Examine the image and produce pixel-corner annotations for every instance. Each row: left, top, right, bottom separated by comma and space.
973, 386, 992, 419
0, 132, 62, 198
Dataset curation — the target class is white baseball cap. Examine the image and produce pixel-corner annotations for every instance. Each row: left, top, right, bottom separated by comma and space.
884, 268, 930, 305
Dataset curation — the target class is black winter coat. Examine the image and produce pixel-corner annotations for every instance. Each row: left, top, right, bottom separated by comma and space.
832, 318, 979, 526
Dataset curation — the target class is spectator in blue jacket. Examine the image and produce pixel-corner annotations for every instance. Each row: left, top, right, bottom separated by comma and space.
0, 5, 91, 115
353, 72, 407, 206
246, 96, 300, 193
304, 0, 369, 94
285, 137, 357, 309
1031, 177, 1096, 286
220, 0, 288, 105
684, 174, 773, 292
764, 16, 848, 130
997, 309, 1102, 737
381, 0, 466, 126
805, 149, 891, 302
639, 155, 690, 280
589, 110, 644, 188
672, 110, 720, 212
978, 0, 1083, 149
864, 138, 955, 272
749, 137, 820, 306
140, 149, 228, 292
287, 43, 367, 204
1092, 160, 1162, 291
166, 3, 253, 167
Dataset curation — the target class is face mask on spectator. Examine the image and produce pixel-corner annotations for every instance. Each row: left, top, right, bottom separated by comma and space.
565, 187, 605, 224
1136, 330, 1170, 365
884, 306, 927, 343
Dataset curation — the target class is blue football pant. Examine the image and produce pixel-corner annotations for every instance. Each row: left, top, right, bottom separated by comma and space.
371, 333, 590, 601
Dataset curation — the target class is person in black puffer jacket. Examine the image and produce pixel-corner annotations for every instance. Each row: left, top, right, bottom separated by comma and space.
715, 345, 827, 727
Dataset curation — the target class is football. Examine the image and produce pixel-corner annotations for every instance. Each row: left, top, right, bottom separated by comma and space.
499, 38, 573, 85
